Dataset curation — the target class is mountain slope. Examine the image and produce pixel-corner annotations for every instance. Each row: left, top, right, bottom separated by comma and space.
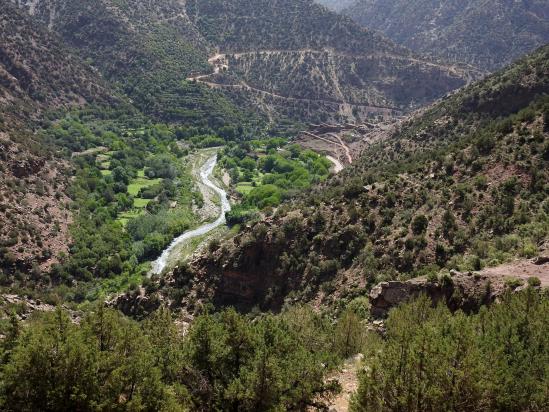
12, 0, 258, 129
0, 1, 117, 274
343, 0, 549, 71
1, 1, 115, 117
185, 0, 476, 123
15, 0, 476, 125
175, 45, 549, 312
315, 0, 355, 11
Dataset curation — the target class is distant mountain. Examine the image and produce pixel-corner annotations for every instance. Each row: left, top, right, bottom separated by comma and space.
342, 0, 549, 71
14, 0, 476, 125
10, 0, 256, 129
185, 45, 549, 312
1, 2, 115, 118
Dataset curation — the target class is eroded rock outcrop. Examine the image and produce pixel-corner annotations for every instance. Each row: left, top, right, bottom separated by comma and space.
370, 257, 549, 317
369, 272, 497, 318
110, 288, 162, 320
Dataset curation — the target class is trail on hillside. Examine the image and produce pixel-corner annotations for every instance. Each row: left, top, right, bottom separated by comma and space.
203, 49, 473, 75
323, 355, 362, 412
328, 132, 353, 163
191, 78, 395, 112
326, 50, 353, 119
186, 51, 398, 113
300, 131, 353, 165
326, 155, 344, 173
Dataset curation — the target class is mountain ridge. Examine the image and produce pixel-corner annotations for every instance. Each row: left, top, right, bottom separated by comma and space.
0, 0, 121, 273
341, 0, 549, 71
13, 0, 478, 124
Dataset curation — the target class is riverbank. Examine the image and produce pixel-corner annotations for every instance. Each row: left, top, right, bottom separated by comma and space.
150, 150, 231, 275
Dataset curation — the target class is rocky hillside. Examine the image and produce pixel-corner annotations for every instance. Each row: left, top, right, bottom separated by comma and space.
0, 1, 117, 276
11, 0, 256, 128
15, 0, 476, 125
149, 45, 549, 314
342, 0, 549, 71
1, 1, 114, 118
186, 0, 476, 123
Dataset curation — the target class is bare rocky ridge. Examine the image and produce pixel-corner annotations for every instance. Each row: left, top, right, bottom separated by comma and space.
0, 293, 81, 323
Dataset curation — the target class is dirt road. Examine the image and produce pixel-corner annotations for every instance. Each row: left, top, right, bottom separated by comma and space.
326, 155, 344, 173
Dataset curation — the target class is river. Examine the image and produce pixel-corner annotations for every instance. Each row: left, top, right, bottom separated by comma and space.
151, 154, 231, 275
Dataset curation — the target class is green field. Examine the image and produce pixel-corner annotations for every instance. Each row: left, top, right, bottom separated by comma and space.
236, 182, 255, 194
117, 210, 144, 226
235, 169, 265, 195
133, 198, 151, 208
127, 175, 161, 196
114, 169, 161, 225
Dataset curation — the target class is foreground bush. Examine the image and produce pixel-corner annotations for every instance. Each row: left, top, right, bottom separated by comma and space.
351, 290, 549, 412
0, 306, 346, 411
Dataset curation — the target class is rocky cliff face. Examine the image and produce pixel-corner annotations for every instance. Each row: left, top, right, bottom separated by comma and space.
370, 256, 549, 317
369, 272, 493, 318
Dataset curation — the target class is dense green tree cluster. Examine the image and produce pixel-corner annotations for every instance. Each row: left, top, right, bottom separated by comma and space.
39, 113, 200, 289
351, 291, 549, 412
220, 141, 332, 209
2, 292, 547, 412
0, 305, 364, 411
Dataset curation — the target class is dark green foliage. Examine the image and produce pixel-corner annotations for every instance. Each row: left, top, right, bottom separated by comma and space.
225, 205, 259, 226
411, 214, 429, 235
40, 114, 199, 287
528, 277, 542, 287
475, 133, 496, 155
333, 310, 366, 358
220, 141, 331, 210
183, 308, 340, 410
351, 291, 549, 412
0, 306, 348, 411
0, 307, 177, 412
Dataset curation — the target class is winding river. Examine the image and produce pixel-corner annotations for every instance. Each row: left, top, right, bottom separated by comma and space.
151, 155, 231, 275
